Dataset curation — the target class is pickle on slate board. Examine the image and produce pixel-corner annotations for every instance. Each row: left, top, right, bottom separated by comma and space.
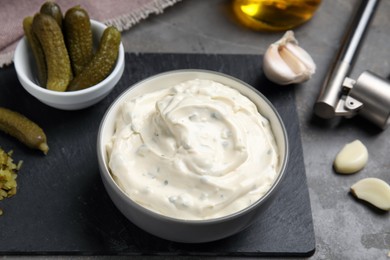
40, 1, 63, 28
22, 16, 47, 86
67, 26, 121, 91
64, 5, 93, 76
32, 13, 72, 92
0, 107, 49, 155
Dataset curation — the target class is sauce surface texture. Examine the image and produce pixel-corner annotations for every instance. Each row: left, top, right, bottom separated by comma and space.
107, 79, 279, 220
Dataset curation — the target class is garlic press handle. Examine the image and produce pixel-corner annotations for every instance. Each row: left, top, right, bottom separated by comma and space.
314, 0, 380, 119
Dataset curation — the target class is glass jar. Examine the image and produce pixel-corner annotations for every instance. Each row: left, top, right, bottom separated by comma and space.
232, 0, 322, 31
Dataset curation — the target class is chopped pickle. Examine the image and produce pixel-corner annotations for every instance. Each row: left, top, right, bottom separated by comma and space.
0, 148, 22, 215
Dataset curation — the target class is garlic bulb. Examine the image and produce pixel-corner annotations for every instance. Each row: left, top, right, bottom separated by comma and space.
263, 30, 316, 85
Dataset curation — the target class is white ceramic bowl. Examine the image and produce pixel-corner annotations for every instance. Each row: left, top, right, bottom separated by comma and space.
97, 70, 289, 243
13, 20, 124, 110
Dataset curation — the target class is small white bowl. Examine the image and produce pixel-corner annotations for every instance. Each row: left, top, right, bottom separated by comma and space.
13, 20, 124, 110
97, 69, 289, 243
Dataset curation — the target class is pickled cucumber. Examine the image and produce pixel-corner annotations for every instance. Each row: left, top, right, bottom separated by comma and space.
67, 26, 121, 91
64, 6, 93, 76
0, 148, 21, 203
23, 16, 47, 86
32, 13, 72, 92
0, 107, 49, 155
40, 1, 63, 28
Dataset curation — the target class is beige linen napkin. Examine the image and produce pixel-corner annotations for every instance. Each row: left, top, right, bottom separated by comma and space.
0, 0, 181, 67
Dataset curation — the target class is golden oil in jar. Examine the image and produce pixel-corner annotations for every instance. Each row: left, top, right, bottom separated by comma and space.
232, 0, 322, 31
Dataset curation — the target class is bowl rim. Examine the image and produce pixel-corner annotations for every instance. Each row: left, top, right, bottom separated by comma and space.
97, 69, 289, 224
13, 19, 124, 97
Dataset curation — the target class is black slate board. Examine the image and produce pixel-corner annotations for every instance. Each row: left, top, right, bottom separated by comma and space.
0, 53, 315, 257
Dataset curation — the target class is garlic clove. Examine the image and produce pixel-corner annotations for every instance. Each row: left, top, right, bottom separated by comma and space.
263, 30, 316, 85
350, 177, 390, 211
333, 140, 368, 174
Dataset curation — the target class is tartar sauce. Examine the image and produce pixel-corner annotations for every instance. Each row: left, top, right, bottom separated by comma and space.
107, 79, 279, 220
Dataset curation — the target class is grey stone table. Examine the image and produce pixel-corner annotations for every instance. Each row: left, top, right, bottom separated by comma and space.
119, 0, 390, 259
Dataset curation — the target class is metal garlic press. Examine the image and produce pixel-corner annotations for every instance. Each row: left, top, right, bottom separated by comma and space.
314, 0, 390, 129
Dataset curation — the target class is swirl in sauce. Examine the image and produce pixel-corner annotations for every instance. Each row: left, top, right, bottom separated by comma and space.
107, 79, 279, 220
